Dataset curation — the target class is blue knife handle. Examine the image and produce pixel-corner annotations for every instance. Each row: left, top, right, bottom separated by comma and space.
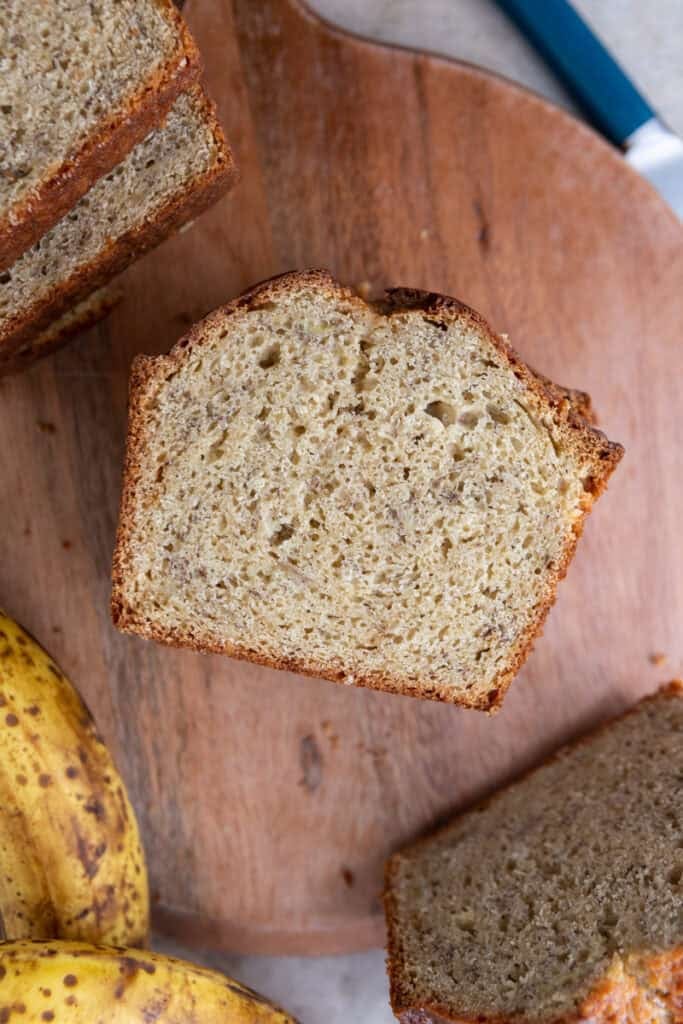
494, 0, 655, 145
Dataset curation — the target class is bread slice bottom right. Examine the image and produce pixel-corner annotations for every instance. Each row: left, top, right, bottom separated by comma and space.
384, 682, 683, 1024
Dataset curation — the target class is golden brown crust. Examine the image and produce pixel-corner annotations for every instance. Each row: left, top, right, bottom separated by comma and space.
0, 87, 237, 362
576, 948, 683, 1024
528, 372, 596, 426
381, 286, 620, 474
0, 286, 122, 377
0, 0, 202, 271
111, 270, 622, 710
384, 683, 683, 1023
390, 947, 683, 1024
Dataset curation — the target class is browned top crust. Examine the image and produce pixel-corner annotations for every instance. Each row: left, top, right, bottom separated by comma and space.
0, 0, 201, 271
111, 270, 622, 710
380, 284, 619, 477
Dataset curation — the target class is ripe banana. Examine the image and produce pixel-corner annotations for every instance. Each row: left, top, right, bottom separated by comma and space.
0, 610, 148, 945
0, 941, 298, 1022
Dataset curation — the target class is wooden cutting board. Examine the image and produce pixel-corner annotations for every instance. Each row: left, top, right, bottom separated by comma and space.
1, 0, 681, 955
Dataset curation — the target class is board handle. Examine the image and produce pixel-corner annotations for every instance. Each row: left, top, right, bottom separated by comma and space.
494, 0, 655, 146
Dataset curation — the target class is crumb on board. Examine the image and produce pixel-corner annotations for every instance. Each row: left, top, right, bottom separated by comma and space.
37, 420, 56, 433
341, 866, 355, 888
321, 719, 339, 749
649, 652, 667, 667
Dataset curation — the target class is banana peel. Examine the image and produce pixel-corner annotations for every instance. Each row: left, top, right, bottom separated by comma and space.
0, 941, 298, 1022
0, 610, 149, 946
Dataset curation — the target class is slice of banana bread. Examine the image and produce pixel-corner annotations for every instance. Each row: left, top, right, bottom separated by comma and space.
111, 271, 622, 708
384, 682, 683, 1023
2, 286, 122, 376
0, 85, 235, 371
0, 0, 200, 269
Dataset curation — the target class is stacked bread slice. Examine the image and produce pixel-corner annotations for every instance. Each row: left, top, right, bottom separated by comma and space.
0, 0, 236, 373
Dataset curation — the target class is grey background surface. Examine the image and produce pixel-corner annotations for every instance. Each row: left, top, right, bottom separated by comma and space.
160, 3, 682, 1021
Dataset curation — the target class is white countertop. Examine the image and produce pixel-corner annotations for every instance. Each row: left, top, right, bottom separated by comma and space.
160, 2, 682, 1021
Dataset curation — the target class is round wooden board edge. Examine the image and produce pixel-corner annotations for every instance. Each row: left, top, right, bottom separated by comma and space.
153, 905, 385, 956
287, 0, 679, 233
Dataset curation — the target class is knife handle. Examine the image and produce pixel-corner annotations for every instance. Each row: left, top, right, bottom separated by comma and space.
494, 0, 655, 146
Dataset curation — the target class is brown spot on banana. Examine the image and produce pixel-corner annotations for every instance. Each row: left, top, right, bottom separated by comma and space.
72, 822, 106, 881
83, 798, 106, 822
119, 955, 156, 975
0, 611, 149, 946
91, 884, 117, 930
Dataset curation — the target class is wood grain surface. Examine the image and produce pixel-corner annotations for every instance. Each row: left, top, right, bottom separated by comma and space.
0, 0, 681, 954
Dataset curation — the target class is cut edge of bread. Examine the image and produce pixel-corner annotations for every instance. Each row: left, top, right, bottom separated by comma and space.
0, 85, 237, 365
0, 0, 202, 272
383, 680, 683, 1023
0, 285, 123, 376
111, 269, 623, 710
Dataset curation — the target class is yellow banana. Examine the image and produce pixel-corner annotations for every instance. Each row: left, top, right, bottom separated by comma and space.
0, 610, 148, 945
0, 769, 55, 939
0, 941, 298, 1022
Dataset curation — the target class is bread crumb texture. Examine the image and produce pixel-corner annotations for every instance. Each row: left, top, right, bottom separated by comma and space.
0, 0, 181, 215
384, 684, 683, 1024
0, 88, 221, 346
112, 271, 622, 707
